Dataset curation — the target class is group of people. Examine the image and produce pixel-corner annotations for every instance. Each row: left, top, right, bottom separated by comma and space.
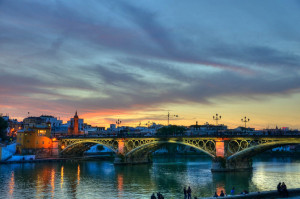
277, 182, 289, 197
153, 183, 290, 198
183, 186, 192, 199
151, 192, 164, 199
213, 190, 226, 197
213, 187, 249, 197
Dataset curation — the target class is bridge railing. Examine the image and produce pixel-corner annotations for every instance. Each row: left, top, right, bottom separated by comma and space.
56, 131, 300, 139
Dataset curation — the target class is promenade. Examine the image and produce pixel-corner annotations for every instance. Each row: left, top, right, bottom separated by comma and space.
202, 188, 300, 199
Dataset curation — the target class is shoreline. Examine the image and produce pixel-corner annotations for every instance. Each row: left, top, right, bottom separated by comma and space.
2, 152, 300, 164
202, 188, 300, 199
0, 155, 113, 164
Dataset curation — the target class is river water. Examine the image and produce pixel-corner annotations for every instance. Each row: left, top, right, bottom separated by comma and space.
1, 156, 300, 199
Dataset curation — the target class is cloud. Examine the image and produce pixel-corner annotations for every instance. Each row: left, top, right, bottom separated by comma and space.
0, 0, 300, 127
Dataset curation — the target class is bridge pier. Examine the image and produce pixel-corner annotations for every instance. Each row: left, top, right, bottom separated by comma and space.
211, 157, 252, 172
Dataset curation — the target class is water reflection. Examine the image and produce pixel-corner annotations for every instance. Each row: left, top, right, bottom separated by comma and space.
117, 173, 124, 198
212, 171, 254, 195
0, 157, 300, 198
60, 166, 64, 189
77, 164, 80, 185
51, 168, 55, 198
8, 172, 14, 198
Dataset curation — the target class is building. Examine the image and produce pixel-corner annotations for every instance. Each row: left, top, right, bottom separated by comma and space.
23, 117, 45, 129
0, 114, 22, 137
189, 122, 228, 135
85, 126, 105, 135
16, 122, 54, 154
22, 115, 69, 136
68, 111, 84, 135
40, 115, 63, 131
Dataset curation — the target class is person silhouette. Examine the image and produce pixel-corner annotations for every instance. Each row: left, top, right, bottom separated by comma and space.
187, 186, 192, 199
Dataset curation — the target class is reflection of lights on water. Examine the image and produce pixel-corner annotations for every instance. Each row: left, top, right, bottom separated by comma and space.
216, 183, 225, 196
51, 169, 55, 197
61, 166, 64, 189
9, 172, 15, 197
118, 174, 124, 198
36, 173, 42, 195
77, 164, 80, 185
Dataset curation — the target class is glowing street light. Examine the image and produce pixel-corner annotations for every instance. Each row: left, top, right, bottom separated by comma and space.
213, 114, 221, 126
241, 116, 250, 128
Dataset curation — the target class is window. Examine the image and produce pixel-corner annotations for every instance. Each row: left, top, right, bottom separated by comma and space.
38, 130, 46, 136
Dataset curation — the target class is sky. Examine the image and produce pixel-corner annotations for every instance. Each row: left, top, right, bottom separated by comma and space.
0, 0, 300, 129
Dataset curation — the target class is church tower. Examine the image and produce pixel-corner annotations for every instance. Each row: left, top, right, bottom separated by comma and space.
74, 110, 79, 135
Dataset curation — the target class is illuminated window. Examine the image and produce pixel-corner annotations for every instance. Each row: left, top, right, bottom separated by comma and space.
38, 130, 46, 136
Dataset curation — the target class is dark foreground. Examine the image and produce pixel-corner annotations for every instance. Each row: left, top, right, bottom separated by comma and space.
203, 188, 300, 198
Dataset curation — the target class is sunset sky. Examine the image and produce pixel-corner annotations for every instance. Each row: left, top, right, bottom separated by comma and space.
1, 0, 300, 129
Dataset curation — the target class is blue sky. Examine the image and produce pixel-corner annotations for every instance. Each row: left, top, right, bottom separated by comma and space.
0, 0, 300, 128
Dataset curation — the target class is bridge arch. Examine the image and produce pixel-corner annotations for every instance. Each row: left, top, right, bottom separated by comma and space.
60, 140, 118, 155
125, 140, 216, 158
228, 140, 300, 161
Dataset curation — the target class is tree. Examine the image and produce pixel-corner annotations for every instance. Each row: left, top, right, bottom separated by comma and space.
157, 125, 186, 136
0, 117, 8, 141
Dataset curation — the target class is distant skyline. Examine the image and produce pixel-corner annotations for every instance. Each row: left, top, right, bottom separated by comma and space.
1, 0, 300, 129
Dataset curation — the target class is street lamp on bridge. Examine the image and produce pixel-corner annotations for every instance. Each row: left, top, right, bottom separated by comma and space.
241, 116, 250, 128
116, 119, 122, 134
213, 114, 221, 126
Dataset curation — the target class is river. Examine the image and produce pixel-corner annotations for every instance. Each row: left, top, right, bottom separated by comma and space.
0, 156, 300, 199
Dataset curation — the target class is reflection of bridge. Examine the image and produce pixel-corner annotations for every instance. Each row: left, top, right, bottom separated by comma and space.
59, 136, 300, 171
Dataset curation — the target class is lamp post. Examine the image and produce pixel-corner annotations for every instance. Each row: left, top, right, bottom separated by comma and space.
145, 121, 151, 128
241, 116, 250, 128
116, 119, 121, 135
213, 114, 221, 126
167, 112, 178, 126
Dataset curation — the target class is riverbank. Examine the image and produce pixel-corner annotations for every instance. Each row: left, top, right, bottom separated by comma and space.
202, 188, 300, 199
0, 155, 112, 164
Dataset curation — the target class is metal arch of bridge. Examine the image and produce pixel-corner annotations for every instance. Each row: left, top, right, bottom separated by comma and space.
59, 137, 218, 157
125, 140, 216, 158
59, 137, 300, 163
227, 138, 300, 161
60, 138, 118, 155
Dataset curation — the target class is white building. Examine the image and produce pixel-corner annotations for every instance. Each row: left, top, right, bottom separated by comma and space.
40, 115, 63, 129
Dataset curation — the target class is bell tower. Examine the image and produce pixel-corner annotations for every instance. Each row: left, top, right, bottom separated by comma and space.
74, 110, 79, 135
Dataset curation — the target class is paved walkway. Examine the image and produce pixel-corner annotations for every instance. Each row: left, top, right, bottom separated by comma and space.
202, 188, 300, 199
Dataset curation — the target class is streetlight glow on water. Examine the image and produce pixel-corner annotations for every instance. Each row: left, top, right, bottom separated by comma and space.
1, 157, 300, 199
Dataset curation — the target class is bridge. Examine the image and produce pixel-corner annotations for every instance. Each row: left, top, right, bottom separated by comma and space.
58, 135, 300, 172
